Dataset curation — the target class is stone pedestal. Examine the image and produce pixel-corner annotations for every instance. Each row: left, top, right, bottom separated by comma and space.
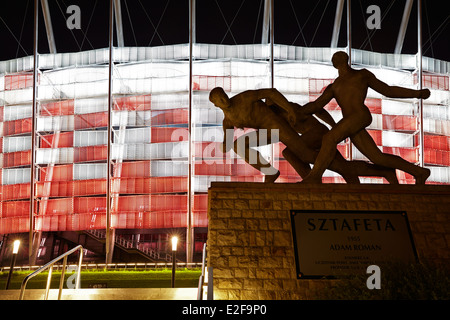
207, 183, 450, 300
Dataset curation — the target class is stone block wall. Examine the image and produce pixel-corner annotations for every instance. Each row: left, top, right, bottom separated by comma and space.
207, 183, 450, 300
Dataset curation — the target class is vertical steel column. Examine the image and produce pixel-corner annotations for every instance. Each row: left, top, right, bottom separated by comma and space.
187, 0, 195, 265
29, 0, 39, 265
270, 0, 274, 88
395, 0, 414, 54
114, 0, 124, 47
331, 0, 345, 48
106, 0, 114, 265
347, 0, 353, 161
417, 0, 424, 167
346, 0, 352, 65
41, 0, 57, 53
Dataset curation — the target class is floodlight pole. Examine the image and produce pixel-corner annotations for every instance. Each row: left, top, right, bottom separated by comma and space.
106, 0, 114, 265
29, 0, 39, 266
417, 0, 424, 167
5, 241, 20, 289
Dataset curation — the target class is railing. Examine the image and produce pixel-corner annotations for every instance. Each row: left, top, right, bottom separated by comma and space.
19, 245, 83, 300
197, 243, 213, 300
86, 229, 173, 262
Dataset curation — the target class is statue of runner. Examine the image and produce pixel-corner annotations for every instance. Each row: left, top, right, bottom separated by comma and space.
300, 51, 431, 184
209, 87, 398, 184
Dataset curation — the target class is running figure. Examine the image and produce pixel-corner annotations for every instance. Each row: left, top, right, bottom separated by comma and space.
300, 51, 431, 184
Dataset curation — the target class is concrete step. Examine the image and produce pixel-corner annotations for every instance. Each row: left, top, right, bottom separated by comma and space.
0, 288, 198, 300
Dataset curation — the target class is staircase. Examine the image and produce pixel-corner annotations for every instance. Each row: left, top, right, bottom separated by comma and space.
85, 230, 173, 262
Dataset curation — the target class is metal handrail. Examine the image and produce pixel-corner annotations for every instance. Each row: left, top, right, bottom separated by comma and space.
197, 243, 213, 300
19, 245, 83, 300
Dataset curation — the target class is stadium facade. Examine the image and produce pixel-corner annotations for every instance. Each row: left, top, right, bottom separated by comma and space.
0, 2, 449, 266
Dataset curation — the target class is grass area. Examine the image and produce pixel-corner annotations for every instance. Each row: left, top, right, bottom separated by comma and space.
0, 268, 202, 290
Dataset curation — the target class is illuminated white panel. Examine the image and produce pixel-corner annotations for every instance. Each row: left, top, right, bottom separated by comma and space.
274, 78, 309, 93
368, 114, 382, 130
74, 98, 107, 114
193, 127, 223, 142
150, 161, 188, 177
41, 66, 108, 85
112, 127, 151, 144
382, 131, 414, 148
36, 148, 74, 164
194, 175, 231, 192
275, 62, 337, 79
2, 168, 30, 185
3, 136, 31, 153
424, 118, 450, 135
36, 115, 74, 131
116, 61, 188, 78
427, 166, 450, 183
74, 131, 107, 147
151, 94, 189, 110
192, 108, 223, 125
382, 100, 414, 116
73, 163, 107, 180
366, 67, 412, 87
3, 88, 32, 105
424, 105, 450, 121
112, 110, 151, 126
426, 89, 450, 105
3, 104, 32, 121
111, 142, 188, 160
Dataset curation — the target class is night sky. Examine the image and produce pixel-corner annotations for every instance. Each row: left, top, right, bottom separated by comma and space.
0, 0, 448, 62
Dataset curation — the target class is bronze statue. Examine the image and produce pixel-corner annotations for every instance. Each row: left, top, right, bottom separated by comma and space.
300, 51, 431, 184
209, 87, 398, 184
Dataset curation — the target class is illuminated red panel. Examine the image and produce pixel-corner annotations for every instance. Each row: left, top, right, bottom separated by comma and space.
367, 130, 382, 146
114, 161, 151, 177
40, 164, 73, 181
424, 149, 450, 166
74, 145, 107, 162
1, 183, 30, 200
424, 135, 450, 151
309, 79, 334, 94
74, 197, 107, 214
40, 100, 74, 116
414, 73, 449, 91
1, 200, 30, 217
152, 127, 188, 143
4, 73, 35, 90
232, 160, 263, 176
194, 142, 225, 158
111, 176, 188, 194
192, 75, 231, 91
40, 132, 74, 148
275, 159, 300, 177
383, 147, 418, 163
2, 118, 32, 136
141, 211, 187, 229
193, 211, 208, 228
0, 106, 3, 122
151, 109, 188, 125
151, 195, 187, 211
74, 112, 107, 129
383, 115, 417, 131
114, 95, 151, 111
313, 96, 382, 114
0, 217, 29, 234
2, 150, 31, 167
195, 161, 232, 175
193, 194, 208, 212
